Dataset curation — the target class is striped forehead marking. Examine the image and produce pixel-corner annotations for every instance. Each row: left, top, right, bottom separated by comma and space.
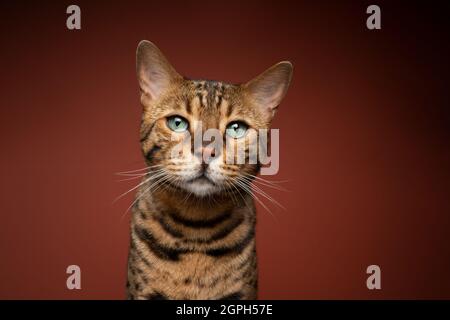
193, 80, 226, 110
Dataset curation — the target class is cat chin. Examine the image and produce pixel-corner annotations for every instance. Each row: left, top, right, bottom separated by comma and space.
181, 178, 220, 197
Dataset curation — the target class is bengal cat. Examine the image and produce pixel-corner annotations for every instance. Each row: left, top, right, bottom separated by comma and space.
126, 40, 292, 300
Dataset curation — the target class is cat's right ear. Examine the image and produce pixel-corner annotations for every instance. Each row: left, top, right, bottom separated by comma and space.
136, 40, 181, 104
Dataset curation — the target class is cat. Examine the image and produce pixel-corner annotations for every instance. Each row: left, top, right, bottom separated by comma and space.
126, 40, 292, 300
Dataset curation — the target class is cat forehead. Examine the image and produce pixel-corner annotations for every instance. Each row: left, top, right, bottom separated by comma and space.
146, 77, 267, 129
185, 79, 238, 107
148, 78, 255, 124
191, 79, 230, 91
161, 79, 243, 120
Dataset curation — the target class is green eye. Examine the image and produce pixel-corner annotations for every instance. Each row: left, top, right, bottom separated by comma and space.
167, 116, 189, 132
226, 121, 248, 139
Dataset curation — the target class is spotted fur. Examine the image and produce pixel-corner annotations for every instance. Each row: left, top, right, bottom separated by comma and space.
126, 41, 292, 300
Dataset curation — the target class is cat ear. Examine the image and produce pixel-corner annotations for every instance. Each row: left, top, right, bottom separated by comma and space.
243, 61, 293, 118
136, 40, 181, 102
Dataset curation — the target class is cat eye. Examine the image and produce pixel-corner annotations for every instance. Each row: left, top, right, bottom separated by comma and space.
167, 116, 189, 132
226, 121, 248, 139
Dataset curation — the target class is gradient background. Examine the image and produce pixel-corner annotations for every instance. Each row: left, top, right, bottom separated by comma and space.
0, 1, 449, 299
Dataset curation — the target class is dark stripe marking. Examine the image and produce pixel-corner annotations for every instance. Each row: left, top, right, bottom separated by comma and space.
179, 215, 245, 244
145, 145, 161, 162
139, 211, 147, 220
140, 122, 156, 142
169, 211, 232, 228
226, 101, 233, 117
185, 98, 192, 114
154, 215, 184, 238
236, 250, 254, 271
134, 226, 187, 261
146, 292, 168, 300
197, 93, 204, 108
205, 227, 255, 257
206, 81, 217, 107
210, 215, 245, 241
132, 241, 153, 267
218, 291, 243, 300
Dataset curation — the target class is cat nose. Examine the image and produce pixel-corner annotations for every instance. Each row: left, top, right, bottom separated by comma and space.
202, 146, 216, 162
194, 145, 217, 163
200, 148, 215, 172
204, 146, 216, 158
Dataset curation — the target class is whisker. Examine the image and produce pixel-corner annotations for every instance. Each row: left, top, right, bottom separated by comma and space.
115, 172, 149, 177
121, 187, 150, 220
150, 174, 174, 194
222, 180, 239, 206
243, 173, 289, 185
113, 169, 166, 204
116, 164, 164, 175
248, 182, 285, 210
116, 174, 150, 182
233, 179, 277, 220
120, 172, 170, 220
240, 175, 288, 191
228, 180, 251, 210
237, 176, 285, 210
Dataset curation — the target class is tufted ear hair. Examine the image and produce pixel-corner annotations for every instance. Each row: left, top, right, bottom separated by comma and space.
243, 61, 293, 118
136, 40, 181, 103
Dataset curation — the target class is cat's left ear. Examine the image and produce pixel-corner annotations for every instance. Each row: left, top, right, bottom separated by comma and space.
243, 61, 293, 118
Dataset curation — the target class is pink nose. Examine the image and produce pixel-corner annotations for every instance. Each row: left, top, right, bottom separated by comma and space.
194, 146, 216, 163
203, 146, 216, 158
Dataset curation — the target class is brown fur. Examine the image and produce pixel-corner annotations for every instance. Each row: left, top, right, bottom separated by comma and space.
126, 41, 292, 300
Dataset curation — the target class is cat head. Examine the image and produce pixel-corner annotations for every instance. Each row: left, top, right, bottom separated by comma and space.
136, 40, 292, 197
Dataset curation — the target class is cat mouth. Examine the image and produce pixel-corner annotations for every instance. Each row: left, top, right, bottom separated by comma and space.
182, 172, 220, 196
187, 173, 216, 186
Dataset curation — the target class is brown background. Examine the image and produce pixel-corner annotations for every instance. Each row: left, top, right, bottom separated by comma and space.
0, 1, 449, 299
